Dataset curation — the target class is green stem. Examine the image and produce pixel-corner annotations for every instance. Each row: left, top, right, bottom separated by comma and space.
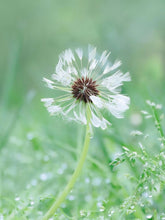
152, 106, 165, 148
42, 105, 91, 220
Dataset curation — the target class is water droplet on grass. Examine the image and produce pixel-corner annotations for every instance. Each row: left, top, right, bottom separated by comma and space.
43, 155, 49, 162
146, 214, 153, 219
30, 201, 35, 206
99, 206, 105, 212
80, 210, 85, 216
26, 184, 31, 189
57, 168, 64, 175
27, 132, 34, 140
57, 163, 68, 175
0, 215, 4, 220
68, 195, 75, 201
61, 203, 66, 208
105, 178, 110, 184
61, 163, 67, 169
85, 195, 91, 202
31, 179, 37, 186
85, 177, 90, 183
92, 177, 101, 186
97, 202, 102, 208
108, 210, 114, 216
40, 173, 48, 181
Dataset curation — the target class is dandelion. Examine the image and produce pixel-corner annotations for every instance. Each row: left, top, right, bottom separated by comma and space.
41, 45, 130, 129
41, 46, 130, 220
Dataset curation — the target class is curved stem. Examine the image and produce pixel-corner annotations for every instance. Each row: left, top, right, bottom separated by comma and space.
42, 104, 91, 220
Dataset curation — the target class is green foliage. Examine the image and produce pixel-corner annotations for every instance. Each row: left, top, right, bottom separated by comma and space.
0, 0, 165, 219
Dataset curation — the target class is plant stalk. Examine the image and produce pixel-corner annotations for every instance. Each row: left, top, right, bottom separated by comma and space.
42, 105, 91, 220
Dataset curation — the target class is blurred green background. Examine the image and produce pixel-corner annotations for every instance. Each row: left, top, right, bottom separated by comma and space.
0, 0, 165, 105
0, 0, 165, 219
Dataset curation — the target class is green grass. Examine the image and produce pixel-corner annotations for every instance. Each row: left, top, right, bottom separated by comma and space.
0, 0, 165, 219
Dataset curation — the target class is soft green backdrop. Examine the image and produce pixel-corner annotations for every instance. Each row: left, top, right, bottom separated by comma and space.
0, 0, 165, 219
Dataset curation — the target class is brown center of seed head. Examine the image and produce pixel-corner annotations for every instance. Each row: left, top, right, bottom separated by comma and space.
71, 77, 99, 103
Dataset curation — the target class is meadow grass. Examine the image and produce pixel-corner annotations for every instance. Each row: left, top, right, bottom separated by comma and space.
0, 0, 165, 219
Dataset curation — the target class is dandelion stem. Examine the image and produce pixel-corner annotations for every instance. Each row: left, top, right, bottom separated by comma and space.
42, 104, 91, 220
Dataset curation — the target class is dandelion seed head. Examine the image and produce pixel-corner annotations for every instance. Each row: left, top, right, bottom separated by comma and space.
71, 77, 99, 103
41, 46, 131, 129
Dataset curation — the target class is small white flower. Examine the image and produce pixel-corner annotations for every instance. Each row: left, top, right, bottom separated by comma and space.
41, 46, 131, 129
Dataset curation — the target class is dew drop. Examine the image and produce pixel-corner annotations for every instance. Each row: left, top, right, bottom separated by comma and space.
105, 178, 110, 184
99, 206, 105, 212
57, 168, 64, 175
108, 210, 114, 217
43, 155, 49, 162
31, 179, 37, 186
92, 177, 101, 186
85, 177, 90, 183
140, 202, 144, 207
38, 211, 43, 216
85, 195, 91, 202
146, 214, 153, 219
57, 163, 67, 175
161, 143, 164, 148
0, 215, 4, 220
97, 202, 102, 207
26, 184, 31, 189
18, 204, 23, 210
30, 201, 35, 206
15, 197, 20, 201
27, 132, 34, 140
61, 163, 67, 170
68, 195, 75, 201
80, 210, 86, 217
61, 203, 66, 208
126, 209, 135, 214
40, 173, 48, 181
